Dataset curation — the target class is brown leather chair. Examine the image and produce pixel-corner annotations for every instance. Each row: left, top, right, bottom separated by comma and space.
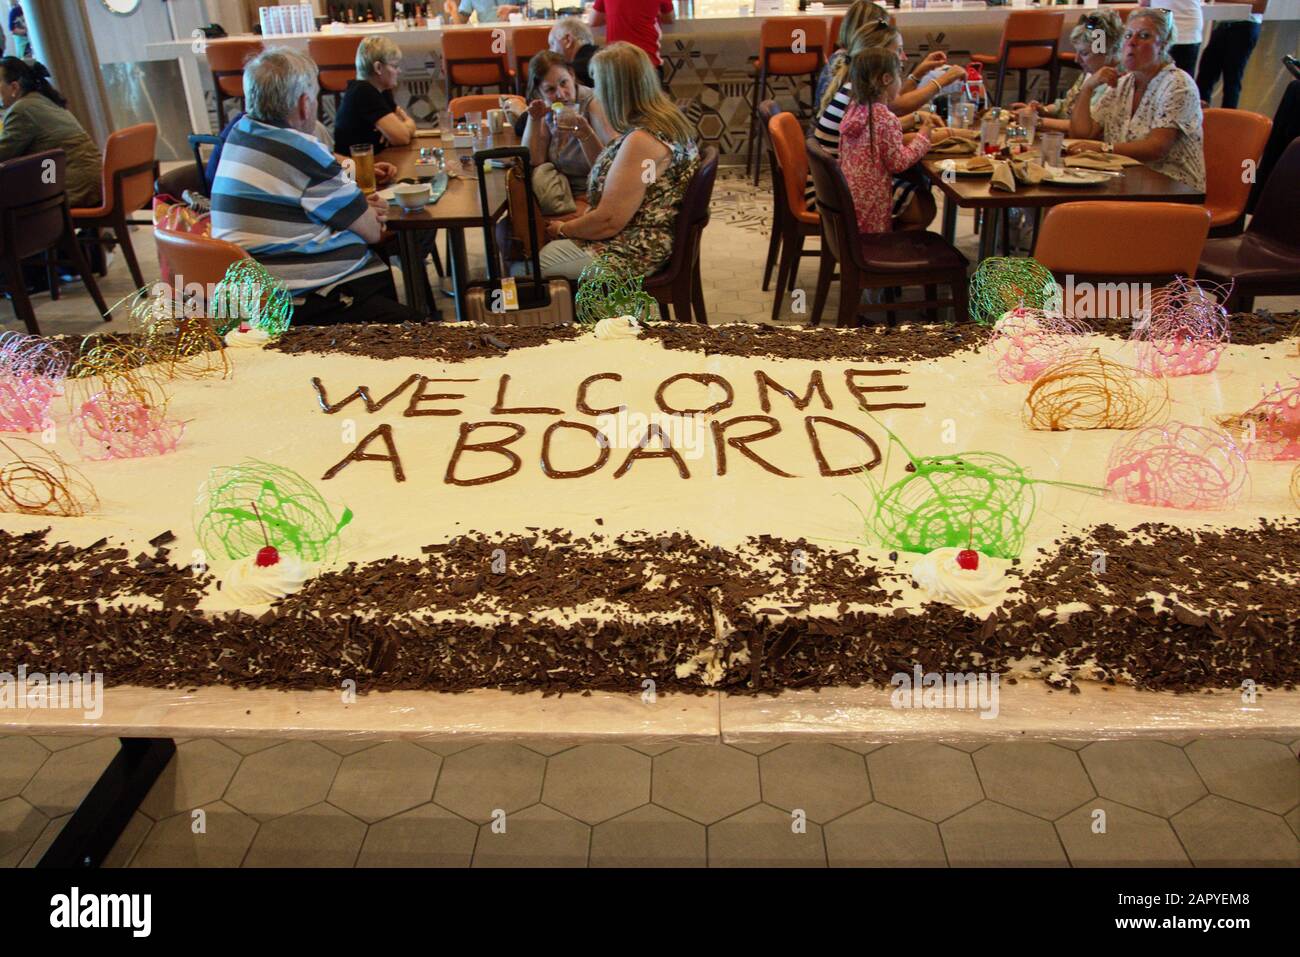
205, 39, 264, 129
71, 123, 159, 290
757, 100, 785, 293
307, 34, 364, 119
805, 136, 968, 327
511, 25, 552, 96
0, 151, 111, 334
644, 146, 720, 324
767, 110, 822, 322
970, 10, 1065, 107
1202, 107, 1272, 237
1198, 137, 1300, 313
154, 227, 249, 291
747, 18, 827, 184
443, 28, 514, 98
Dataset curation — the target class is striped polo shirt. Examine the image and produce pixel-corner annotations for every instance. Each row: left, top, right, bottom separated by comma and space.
210, 115, 383, 295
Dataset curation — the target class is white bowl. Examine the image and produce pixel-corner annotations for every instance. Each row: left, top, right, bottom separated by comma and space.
393, 182, 432, 210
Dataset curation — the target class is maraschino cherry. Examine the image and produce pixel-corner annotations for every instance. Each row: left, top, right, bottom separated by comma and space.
956, 549, 980, 571
249, 501, 279, 567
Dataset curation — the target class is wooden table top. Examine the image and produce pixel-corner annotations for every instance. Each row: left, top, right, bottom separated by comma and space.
378, 131, 515, 230
922, 156, 1205, 209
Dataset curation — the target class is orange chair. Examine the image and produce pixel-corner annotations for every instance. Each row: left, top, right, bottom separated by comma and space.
511, 25, 552, 95
443, 28, 514, 98
1035, 202, 1211, 315
970, 11, 1065, 107
308, 34, 363, 119
71, 123, 159, 290
747, 17, 828, 184
448, 94, 525, 122
205, 39, 264, 129
154, 228, 249, 292
828, 14, 845, 47
767, 110, 822, 321
1202, 107, 1272, 236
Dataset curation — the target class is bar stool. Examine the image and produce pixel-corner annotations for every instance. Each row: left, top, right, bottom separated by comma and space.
747, 17, 827, 185
308, 34, 363, 120
443, 28, 514, 99
970, 10, 1065, 108
205, 39, 263, 129
511, 25, 552, 95
71, 123, 158, 291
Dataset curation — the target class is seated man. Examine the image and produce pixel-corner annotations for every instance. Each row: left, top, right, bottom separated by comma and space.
550, 16, 599, 88
210, 48, 423, 325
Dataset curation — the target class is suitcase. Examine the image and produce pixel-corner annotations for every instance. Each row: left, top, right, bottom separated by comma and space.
462, 146, 574, 327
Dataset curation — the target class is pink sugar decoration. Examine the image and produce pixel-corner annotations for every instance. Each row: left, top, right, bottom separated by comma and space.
988, 307, 1090, 383
0, 333, 68, 433
70, 392, 184, 460
1224, 379, 1300, 461
1105, 422, 1249, 510
1132, 278, 1231, 377
0, 376, 56, 433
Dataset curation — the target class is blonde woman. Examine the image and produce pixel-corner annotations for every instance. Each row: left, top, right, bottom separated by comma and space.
539, 42, 700, 281
1068, 8, 1205, 189
1013, 10, 1123, 133
814, 0, 890, 107
333, 35, 417, 153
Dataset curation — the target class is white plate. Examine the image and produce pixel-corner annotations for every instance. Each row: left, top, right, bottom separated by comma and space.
1042, 168, 1111, 186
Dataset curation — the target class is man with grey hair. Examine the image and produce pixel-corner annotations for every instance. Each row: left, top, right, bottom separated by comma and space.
549, 16, 598, 88
211, 48, 424, 324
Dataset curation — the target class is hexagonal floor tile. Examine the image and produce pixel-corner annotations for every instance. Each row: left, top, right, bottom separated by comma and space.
244, 803, 366, 867
1171, 796, 1300, 866
434, 744, 546, 824
140, 739, 242, 821
213, 737, 285, 755
224, 741, 341, 821
824, 803, 946, 867
0, 737, 49, 800
974, 743, 1095, 820
318, 739, 383, 756
590, 804, 706, 867
413, 739, 480, 756
130, 802, 258, 868
328, 741, 441, 823
867, 744, 983, 822
103, 812, 153, 868
356, 803, 478, 867
18, 813, 69, 867
0, 796, 48, 860
20, 738, 120, 817
652, 745, 760, 825
940, 801, 1069, 867
30, 736, 95, 751
472, 804, 589, 867
541, 746, 651, 825
1285, 805, 1300, 841
1054, 800, 1190, 867
1080, 741, 1206, 817
759, 743, 871, 823
1185, 739, 1299, 815
626, 743, 678, 757
708, 803, 826, 867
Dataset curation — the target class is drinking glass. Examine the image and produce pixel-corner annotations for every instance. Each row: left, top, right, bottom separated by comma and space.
1018, 107, 1039, 147
350, 144, 376, 194
438, 109, 453, 145
979, 113, 1002, 155
1040, 131, 1064, 167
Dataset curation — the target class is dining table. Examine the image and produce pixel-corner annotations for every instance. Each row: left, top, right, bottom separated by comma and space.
379, 129, 517, 322
921, 141, 1206, 261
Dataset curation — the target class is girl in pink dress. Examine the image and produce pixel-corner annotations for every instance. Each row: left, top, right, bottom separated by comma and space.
838, 48, 943, 235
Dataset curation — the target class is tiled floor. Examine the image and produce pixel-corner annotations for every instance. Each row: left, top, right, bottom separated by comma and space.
1, 735, 1297, 867
2, 168, 1298, 866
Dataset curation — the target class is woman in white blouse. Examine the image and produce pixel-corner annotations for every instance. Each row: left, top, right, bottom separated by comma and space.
1066, 8, 1206, 191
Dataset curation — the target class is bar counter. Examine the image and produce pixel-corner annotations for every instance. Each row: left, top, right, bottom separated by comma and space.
148, 1, 1292, 161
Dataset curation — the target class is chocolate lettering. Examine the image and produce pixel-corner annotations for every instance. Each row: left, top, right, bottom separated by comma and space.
614, 424, 690, 479
576, 372, 625, 416
445, 421, 527, 486
322, 423, 406, 483
311, 374, 422, 415
540, 420, 611, 479
710, 416, 795, 477
654, 373, 735, 416
754, 370, 833, 414
805, 416, 882, 477
492, 374, 563, 415
405, 377, 478, 417
844, 369, 926, 412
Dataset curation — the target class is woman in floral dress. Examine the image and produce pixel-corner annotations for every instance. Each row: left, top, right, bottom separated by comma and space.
538, 42, 700, 281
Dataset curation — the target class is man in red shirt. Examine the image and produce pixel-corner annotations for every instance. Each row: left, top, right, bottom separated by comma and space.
589, 0, 675, 71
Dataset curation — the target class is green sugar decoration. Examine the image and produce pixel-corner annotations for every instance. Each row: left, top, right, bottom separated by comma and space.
195, 460, 353, 562
969, 257, 1059, 327
208, 260, 294, 337
848, 417, 1101, 560
574, 256, 659, 327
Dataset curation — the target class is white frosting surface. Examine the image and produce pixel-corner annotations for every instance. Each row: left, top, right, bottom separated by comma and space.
224, 327, 273, 349
911, 548, 1009, 613
219, 553, 315, 606
592, 316, 643, 340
